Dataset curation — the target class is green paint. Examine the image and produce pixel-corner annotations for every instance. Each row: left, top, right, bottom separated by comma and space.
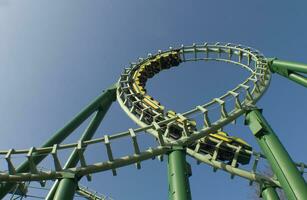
168, 147, 192, 200
261, 185, 280, 200
288, 72, 307, 87
0, 84, 117, 199
245, 109, 307, 200
269, 58, 307, 87
53, 178, 78, 200
46, 102, 113, 200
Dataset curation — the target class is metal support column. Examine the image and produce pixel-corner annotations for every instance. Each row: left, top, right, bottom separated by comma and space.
168, 146, 192, 200
46, 101, 113, 199
245, 108, 307, 200
261, 184, 280, 200
269, 58, 307, 87
0, 84, 117, 199
53, 175, 78, 200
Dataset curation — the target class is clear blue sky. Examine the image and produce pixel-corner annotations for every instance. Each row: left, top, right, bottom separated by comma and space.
0, 1, 306, 199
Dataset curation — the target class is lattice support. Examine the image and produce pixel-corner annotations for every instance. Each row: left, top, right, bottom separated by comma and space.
196, 106, 211, 127
153, 122, 165, 146
77, 141, 91, 181
5, 149, 16, 175
104, 135, 117, 176
27, 147, 45, 187
129, 128, 141, 169
51, 144, 63, 171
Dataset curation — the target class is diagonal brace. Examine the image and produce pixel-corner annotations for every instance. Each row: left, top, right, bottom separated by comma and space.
245, 108, 307, 200
268, 58, 307, 87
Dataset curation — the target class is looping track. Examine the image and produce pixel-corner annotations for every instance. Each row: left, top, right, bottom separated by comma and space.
2, 42, 307, 199
117, 42, 271, 145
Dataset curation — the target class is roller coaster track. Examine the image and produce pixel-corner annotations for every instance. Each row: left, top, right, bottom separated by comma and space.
76, 185, 113, 200
1, 42, 306, 199
7, 183, 113, 200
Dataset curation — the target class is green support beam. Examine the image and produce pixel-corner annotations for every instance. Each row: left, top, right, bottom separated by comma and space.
0, 84, 117, 199
245, 108, 307, 200
53, 177, 78, 200
168, 147, 192, 200
269, 58, 307, 87
288, 72, 307, 87
46, 102, 113, 200
261, 184, 280, 200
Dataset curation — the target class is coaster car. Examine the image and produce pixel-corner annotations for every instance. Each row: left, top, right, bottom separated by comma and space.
131, 50, 182, 91
143, 95, 165, 113
155, 51, 181, 69
132, 82, 146, 95
166, 110, 196, 139
199, 131, 252, 165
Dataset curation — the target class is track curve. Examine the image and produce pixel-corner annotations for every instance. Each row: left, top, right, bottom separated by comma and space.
117, 42, 270, 148
3, 42, 307, 199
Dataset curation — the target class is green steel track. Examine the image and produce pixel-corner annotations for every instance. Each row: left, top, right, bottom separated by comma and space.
0, 42, 306, 199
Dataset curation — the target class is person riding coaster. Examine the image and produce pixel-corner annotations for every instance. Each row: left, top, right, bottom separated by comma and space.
199, 131, 252, 165
130, 50, 252, 166
165, 110, 252, 165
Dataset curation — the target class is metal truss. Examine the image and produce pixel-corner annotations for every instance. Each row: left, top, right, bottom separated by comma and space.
0, 42, 306, 199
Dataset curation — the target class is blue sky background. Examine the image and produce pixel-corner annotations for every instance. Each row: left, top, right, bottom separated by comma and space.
0, 1, 306, 199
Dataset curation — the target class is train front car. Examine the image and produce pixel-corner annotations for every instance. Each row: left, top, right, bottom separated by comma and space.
129, 49, 253, 165
129, 50, 182, 125
118, 44, 268, 169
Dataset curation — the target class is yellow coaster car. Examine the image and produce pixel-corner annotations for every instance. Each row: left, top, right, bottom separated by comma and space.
131, 50, 182, 95
143, 95, 165, 113
199, 131, 252, 165
166, 110, 196, 139
155, 51, 181, 69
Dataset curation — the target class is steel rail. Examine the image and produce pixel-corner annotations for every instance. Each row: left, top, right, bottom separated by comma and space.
117, 42, 271, 148
0, 146, 170, 182
3, 43, 306, 186
76, 185, 113, 200
0, 129, 305, 183
1, 42, 306, 199
0, 147, 291, 188
186, 148, 281, 187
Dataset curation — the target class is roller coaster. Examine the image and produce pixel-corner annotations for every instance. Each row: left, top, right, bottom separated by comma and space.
0, 42, 307, 200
